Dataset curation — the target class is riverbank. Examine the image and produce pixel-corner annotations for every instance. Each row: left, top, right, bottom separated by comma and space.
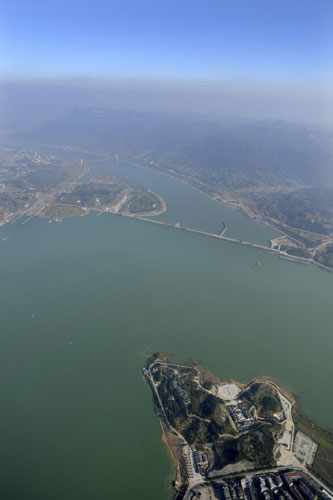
120, 158, 333, 273
123, 190, 166, 217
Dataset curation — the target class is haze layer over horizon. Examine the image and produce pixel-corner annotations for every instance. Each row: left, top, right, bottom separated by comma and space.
1, 0, 332, 125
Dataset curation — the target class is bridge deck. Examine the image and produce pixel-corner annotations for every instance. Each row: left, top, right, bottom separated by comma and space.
114, 212, 312, 264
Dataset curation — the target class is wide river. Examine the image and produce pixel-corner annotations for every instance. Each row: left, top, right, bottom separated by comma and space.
0, 156, 332, 500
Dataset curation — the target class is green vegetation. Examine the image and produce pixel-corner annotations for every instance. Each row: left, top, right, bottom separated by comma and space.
177, 372, 234, 437
126, 190, 162, 214
214, 424, 276, 469
58, 182, 124, 208
0, 193, 19, 218
145, 352, 172, 368
56, 182, 164, 216
26, 167, 68, 190
211, 405, 235, 434
20, 110, 333, 244
0, 149, 87, 222
183, 414, 233, 448
240, 382, 282, 419
202, 380, 213, 391
26, 163, 84, 191
155, 364, 234, 450
314, 446, 333, 488
40, 204, 85, 218
27, 108, 333, 192
214, 438, 238, 467
157, 370, 187, 427
286, 247, 312, 259
147, 355, 333, 480
275, 225, 323, 248
180, 374, 213, 417
0, 191, 35, 220
314, 244, 333, 269
194, 363, 222, 387
239, 425, 276, 467
201, 394, 219, 418
293, 401, 333, 488
183, 419, 205, 445
149, 356, 281, 471
252, 188, 333, 237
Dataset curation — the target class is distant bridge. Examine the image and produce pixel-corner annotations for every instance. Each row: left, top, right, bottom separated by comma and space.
117, 212, 281, 254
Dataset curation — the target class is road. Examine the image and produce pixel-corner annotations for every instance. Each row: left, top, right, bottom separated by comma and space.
115, 212, 323, 267
5, 165, 90, 225
116, 212, 290, 256
146, 363, 185, 443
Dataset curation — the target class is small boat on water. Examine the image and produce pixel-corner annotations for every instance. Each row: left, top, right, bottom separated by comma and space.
252, 262, 262, 270
0, 235, 9, 245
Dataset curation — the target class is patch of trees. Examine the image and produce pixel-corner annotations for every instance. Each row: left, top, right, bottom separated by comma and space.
183, 419, 200, 445
242, 383, 282, 417
213, 424, 275, 469
214, 439, 239, 468
200, 394, 218, 418
238, 426, 275, 467
206, 420, 220, 441
314, 244, 333, 268
202, 380, 213, 390
260, 395, 280, 416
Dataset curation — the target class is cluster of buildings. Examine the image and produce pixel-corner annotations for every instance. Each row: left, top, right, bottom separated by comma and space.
0, 148, 60, 223
218, 471, 332, 500
193, 449, 209, 476
182, 445, 196, 480
171, 379, 191, 407
282, 471, 332, 500
152, 364, 192, 408
182, 445, 209, 482
219, 478, 253, 500
151, 363, 168, 377
182, 469, 332, 500
256, 473, 288, 500
227, 402, 255, 429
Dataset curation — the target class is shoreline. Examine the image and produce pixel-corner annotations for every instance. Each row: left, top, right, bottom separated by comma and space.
119, 158, 282, 234
123, 190, 167, 217
161, 432, 177, 466
2, 186, 167, 225
145, 353, 333, 495
2, 146, 332, 272
7, 142, 327, 249
119, 159, 333, 273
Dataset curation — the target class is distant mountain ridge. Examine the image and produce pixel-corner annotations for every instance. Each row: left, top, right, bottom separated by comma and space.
17, 107, 333, 189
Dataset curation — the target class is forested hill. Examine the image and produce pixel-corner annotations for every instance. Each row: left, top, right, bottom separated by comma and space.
18, 107, 333, 189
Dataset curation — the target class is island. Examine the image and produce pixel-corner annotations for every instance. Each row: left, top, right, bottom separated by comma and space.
143, 353, 333, 500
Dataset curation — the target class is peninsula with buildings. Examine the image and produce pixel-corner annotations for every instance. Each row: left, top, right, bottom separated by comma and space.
143, 353, 333, 500
0, 146, 165, 225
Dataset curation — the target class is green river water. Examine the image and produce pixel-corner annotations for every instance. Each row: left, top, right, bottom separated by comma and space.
0, 157, 332, 499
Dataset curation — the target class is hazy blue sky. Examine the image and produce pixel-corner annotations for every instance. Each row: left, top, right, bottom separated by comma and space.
1, 0, 332, 82
1, 1, 333, 125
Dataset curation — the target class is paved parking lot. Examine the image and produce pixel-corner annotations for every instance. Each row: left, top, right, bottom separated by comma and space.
294, 431, 318, 466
